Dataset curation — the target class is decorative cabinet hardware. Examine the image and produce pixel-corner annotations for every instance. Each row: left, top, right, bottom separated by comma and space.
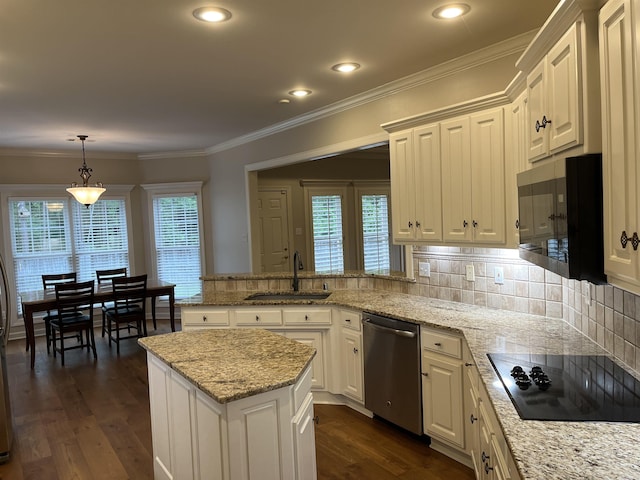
304, 315, 309, 321
485, 463, 494, 474
472, 220, 478, 228
463, 220, 468, 228
255, 315, 260, 321
202, 316, 207, 322
470, 414, 477, 424
534, 115, 552, 132
621, 231, 628, 248
464, 362, 474, 367
344, 318, 351, 323
408, 221, 413, 228
421, 372, 429, 377
416, 221, 421, 228
515, 219, 520, 229
434, 342, 442, 347
353, 347, 358, 354
482, 451, 489, 463
313, 415, 320, 424
633, 232, 640, 251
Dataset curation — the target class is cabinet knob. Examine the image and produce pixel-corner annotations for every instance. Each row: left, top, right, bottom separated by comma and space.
470, 413, 477, 424
621, 230, 628, 248
472, 220, 478, 228
485, 463, 494, 474
416, 220, 421, 228
408, 221, 413, 228
313, 415, 320, 425
255, 315, 260, 321
515, 219, 520, 229
202, 316, 207, 322
535, 115, 552, 132
463, 220, 468, 228
353, 347, 358, 354
345, 318, 351, 323
633, 232, 640, 251
421, 372, 429, 377
305, 315, 309, 321
434, 342, 442, 347
464, 362, 474, 367
482, 451, 490, 463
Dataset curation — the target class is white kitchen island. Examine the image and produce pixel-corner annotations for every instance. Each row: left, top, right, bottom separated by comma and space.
138, 328, 317, 480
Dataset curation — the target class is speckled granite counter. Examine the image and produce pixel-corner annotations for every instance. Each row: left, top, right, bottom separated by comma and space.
138, 328, 316, 403
180, 288, 640, 480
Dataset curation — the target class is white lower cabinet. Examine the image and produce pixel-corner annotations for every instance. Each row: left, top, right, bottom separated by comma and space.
335, 308, 364, 402
421, 328, 465, 450
283, 330, 326, 389
463, 344, 518, 480
147, 352, 316, 480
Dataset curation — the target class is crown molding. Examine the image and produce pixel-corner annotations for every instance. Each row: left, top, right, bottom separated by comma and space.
0, 148, 137, 160
209, 31, 536, 156
137, 149, 209, 161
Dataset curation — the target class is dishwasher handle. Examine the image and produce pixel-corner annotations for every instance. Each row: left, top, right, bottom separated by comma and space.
363, 318, 417, 338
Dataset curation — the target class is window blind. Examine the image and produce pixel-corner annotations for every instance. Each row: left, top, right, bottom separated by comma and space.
72, 199, 129, 281
152, 195, 201, 299
361, 194, 390, 273
311, 195, 344, 273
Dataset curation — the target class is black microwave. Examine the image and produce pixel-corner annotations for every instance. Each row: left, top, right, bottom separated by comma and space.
517, 154, 606, 283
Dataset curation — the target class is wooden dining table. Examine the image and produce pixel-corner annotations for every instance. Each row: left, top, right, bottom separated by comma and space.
19, 279, 176, 369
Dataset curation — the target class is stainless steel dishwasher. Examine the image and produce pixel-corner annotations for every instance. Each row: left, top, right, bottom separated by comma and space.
362, 313, 423, 435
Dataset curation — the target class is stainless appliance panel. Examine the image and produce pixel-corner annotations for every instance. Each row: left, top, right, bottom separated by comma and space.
0, 254, 12, 462
363, 314, 422, 435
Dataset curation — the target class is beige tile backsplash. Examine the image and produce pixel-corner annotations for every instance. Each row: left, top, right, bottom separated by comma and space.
412, 246, 640, 373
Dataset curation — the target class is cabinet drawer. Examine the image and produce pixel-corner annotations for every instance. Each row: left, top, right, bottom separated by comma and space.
181, 308, 229, 327
336, 309, 361, 331
234, 308, 283, 326
421, 329, 462, 359
283, 308, 332, 326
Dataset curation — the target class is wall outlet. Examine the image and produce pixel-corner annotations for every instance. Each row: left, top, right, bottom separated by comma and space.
494, 266, 504, 284
465, 264, 475, 282
419, 261, 431, 277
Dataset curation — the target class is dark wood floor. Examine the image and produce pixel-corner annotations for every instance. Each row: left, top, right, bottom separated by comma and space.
0, 323, 474, 480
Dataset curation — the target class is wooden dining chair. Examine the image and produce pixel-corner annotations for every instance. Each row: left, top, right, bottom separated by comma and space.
96, 267, 127, 337
104, 274, 147, 354
50, 280, 97, 366
42, 272, 77, 354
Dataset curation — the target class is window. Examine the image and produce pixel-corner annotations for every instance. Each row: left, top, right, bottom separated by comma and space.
361, 194, 390, 272
311, 194, 345, 273
143, 182, 204, 300
8, 196, 131, 311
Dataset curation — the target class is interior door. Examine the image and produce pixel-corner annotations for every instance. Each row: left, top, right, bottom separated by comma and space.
257, 189, 291, 272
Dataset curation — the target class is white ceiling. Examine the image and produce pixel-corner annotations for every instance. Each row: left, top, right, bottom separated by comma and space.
0, 0, 559, 154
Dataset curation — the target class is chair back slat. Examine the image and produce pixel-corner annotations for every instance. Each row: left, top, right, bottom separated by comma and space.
54, 280, 95, 318
112, 274, 147, 311
43, 272, 77, 290
96, 268, 127, 285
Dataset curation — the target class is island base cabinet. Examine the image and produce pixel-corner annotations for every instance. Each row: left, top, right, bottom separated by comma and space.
146, 352, 316, 480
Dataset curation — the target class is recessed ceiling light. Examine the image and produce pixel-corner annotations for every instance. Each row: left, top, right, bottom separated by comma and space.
331, 63, 361, 73
432, 4, 470, 19
193, 7, 232, 23
289, 89, 312, 97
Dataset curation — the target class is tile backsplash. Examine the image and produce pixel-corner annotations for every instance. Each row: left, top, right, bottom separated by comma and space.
412, 245, 640, 373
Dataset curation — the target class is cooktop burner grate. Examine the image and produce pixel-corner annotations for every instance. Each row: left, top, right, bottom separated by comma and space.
487, 353, 640, 422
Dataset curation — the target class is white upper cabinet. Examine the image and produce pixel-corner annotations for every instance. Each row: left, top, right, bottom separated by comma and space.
389, 124, 442, 243
526, 23, 581, 161
599, 0, 640, 291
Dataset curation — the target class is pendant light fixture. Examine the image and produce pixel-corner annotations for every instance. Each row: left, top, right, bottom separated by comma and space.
66, 134, 105, 207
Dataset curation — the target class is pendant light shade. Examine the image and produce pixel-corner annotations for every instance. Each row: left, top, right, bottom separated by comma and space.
66, 135, 105, 207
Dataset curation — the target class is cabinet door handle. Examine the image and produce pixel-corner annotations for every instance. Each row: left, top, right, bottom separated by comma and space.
416, 220, 421, 228
470, 414, 477, 424
515, 219, 520, 229
535, 115, 552, 132
255, 315, 260, 321
353, 347, 358, 354
408, 221, 413, 228
485, 464, 494, 474
463, 220, 468, 228
202, 316, 207, 322
633, 232, 640, 251
313, 415, 320, 424
472, 220, 478, 228
464, 362, 474, 367
305, 315, 309, 321
421, 372, 429, 377
621, 231, 628, 248
345, 318, 351, 323
482, 451, 489, 463
434, 342, 442, 347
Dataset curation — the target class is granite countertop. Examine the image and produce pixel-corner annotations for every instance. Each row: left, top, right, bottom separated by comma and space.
181, 288, 640, 480
138, 328, 316, 404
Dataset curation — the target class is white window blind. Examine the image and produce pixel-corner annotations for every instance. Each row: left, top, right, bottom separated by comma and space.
311, 195, 344, 273
72, 199, 129, 281
152, 195, 201, 299
361, 194, 390, 273
9, 198, 130, 314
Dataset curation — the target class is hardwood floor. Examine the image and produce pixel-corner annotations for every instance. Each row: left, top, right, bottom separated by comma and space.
0, 323, 474, 480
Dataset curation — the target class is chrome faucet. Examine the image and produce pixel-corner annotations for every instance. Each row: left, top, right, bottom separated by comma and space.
292, 250, 300, 292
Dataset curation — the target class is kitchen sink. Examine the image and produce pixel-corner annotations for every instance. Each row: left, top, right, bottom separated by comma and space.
244, 292, 331, 301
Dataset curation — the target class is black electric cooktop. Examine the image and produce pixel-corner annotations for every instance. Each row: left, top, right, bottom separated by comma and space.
487, 353, 640, 422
